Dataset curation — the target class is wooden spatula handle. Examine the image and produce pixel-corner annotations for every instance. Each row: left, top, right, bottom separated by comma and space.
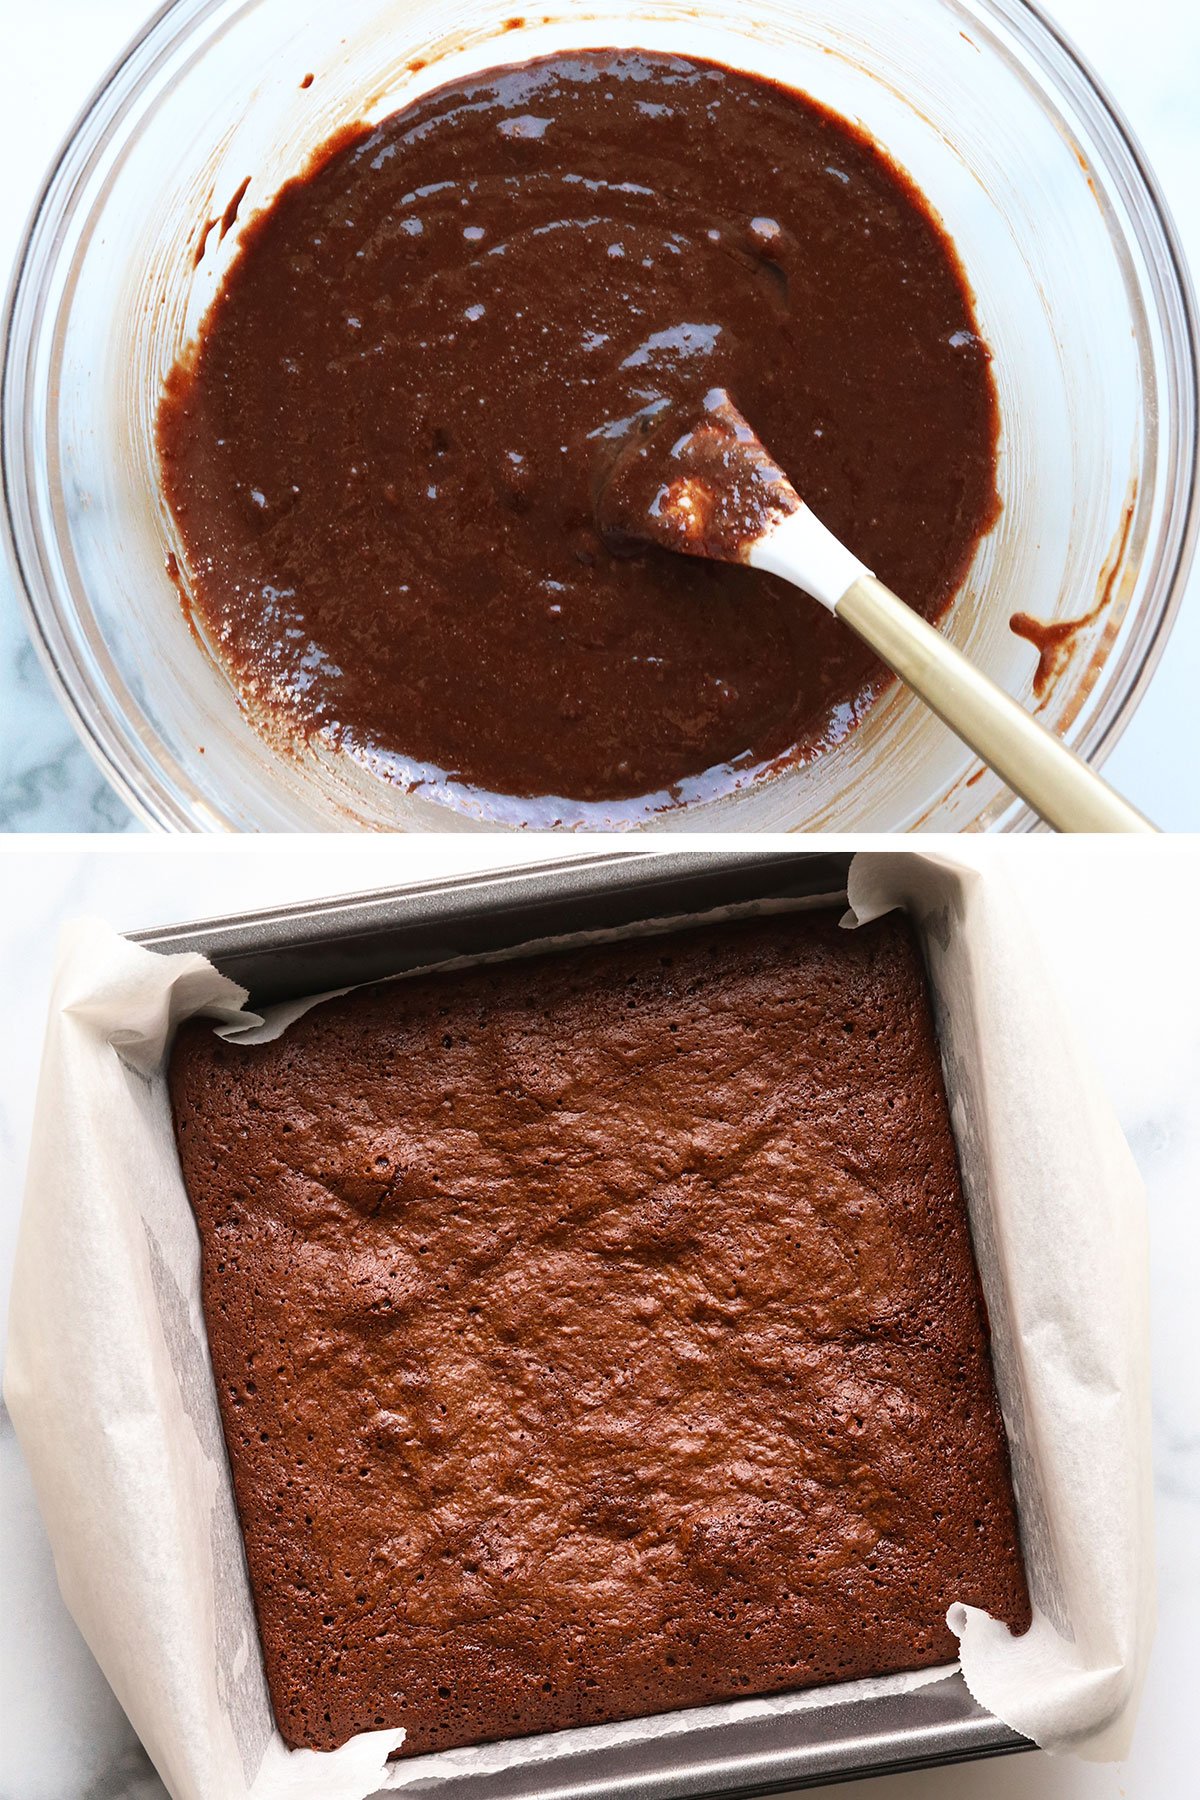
837, 576, 1156, 834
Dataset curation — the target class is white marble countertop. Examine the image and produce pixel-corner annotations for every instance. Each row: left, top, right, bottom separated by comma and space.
0, 839, 1196, 1798
1, 0, 1198, 832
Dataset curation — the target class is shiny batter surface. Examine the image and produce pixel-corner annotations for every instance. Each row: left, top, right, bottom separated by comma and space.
170, 913, 1029, 1755
158, 51, 1000, 818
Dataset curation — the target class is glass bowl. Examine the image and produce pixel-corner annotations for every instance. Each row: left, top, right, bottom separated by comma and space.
3, 0, 1196, 831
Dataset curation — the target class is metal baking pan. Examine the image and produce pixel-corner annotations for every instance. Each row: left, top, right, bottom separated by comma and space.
130, 847, 1032, 1796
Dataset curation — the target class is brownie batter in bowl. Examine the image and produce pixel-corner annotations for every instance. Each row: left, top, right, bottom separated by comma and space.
157, 49, 1000, 823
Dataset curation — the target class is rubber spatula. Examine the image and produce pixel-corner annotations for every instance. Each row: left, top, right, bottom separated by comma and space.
596, 389, 1154, 834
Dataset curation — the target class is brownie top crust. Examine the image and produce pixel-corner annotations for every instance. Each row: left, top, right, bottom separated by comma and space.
169, 910, 1030, 1755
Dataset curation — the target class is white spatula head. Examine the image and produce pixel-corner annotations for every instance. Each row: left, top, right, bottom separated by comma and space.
594, 386, 800, 564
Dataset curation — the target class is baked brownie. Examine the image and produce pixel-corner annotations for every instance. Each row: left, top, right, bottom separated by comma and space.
170, 911, 1030, 1755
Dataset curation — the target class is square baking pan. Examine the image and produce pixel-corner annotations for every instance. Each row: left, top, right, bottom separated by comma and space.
129, 847, 1033, 1797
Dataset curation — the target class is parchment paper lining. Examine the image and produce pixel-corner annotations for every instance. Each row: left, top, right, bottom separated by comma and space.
4, 851, 1152, 1800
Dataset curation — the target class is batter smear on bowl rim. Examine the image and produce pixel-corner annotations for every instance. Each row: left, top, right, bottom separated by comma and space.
157, 49, 1000, 822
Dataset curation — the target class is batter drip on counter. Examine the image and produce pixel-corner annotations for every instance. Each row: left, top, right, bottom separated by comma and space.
158, 50, 1000, 819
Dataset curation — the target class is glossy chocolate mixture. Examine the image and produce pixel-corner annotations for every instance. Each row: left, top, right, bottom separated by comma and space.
158, 51, 1000, 818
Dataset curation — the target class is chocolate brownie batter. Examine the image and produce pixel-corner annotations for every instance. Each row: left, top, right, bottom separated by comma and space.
171, 913, 1030, 1756
158, 51, 1000, 819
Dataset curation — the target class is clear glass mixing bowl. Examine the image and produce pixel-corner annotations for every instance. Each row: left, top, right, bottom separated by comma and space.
3, 0, 1196, 831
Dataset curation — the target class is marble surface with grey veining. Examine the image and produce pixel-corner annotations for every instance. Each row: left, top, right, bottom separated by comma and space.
1, 0, 1198, 833
0, 841, 1196, 1799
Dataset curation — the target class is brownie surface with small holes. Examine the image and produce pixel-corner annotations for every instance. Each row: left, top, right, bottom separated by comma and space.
169, 911, 1029, 1755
